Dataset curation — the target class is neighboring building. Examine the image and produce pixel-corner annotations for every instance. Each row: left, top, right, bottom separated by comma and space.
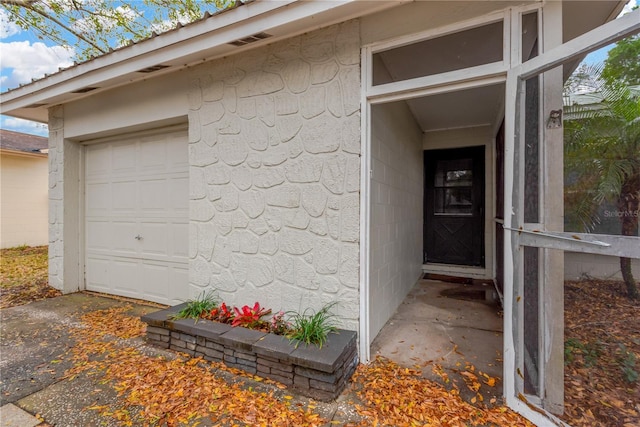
2, 1, 639, 424
0, 129, 49, 248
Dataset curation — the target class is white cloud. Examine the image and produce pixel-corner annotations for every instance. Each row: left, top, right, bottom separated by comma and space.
149, 12, 193, 35
0, 9, 21, 39
0, 40, 74, 90
1, 115, 48, 137
72, 5, 139, 35
620, 0, 638, 15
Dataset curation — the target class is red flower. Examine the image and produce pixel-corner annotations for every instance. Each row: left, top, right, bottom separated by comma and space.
231, 302, 271, 328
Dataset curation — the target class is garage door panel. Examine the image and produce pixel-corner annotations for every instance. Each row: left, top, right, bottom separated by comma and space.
169, 177, 189, 212
111, 259, 141, 293
86, 145, 111, 177
112, 181, 137, 212
168, 138, 189, 167
140, 262, 170, 300
85, 257, 111, 292
86, 221, 110, 250
111, 221, 138, 253
140, 140, 168, 171
171, 223, 189, 258
168, 266, 189, 304
86, 182, 111, 213
140, 179, 169, 211
85, 128, 189, 305
140, 222, 168, 256
111, 142, 137, 173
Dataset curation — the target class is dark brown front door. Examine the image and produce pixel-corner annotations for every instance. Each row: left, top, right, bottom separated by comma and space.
424, 146, 485, 266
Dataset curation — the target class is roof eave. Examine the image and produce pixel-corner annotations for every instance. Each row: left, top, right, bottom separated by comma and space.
0, 0, 406, 123
0, 148, 48, 158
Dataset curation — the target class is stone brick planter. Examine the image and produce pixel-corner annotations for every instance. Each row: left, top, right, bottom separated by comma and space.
141, 303, 358, 401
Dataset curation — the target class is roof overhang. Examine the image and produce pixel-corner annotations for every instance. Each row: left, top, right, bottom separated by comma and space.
0, 148, 48, 158
0, 0, 629, 124
0, 0, 404, 123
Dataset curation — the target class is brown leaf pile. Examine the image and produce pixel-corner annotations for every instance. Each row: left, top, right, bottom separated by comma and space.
348, 356, 534, 427
0, 245, 60, 308
563, 280, 640, 427
66, 306, 326, 426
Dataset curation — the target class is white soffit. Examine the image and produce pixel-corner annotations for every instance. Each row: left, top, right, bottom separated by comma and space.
0, 0, 404, 123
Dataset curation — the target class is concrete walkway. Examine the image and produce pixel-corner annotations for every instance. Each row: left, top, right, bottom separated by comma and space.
371, 279, 504, 402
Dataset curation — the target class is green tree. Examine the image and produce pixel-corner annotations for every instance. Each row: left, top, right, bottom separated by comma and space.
564, 52, 640, 299
601, 34, 640, 86
1, 0, 234, 61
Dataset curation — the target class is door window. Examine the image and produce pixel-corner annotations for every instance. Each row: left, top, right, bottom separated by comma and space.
373, 20, 504, 86
434, 159, 474, 215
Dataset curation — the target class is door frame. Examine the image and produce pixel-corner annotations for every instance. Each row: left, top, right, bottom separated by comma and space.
359, 8, 515, 362
503, 8, 640, 424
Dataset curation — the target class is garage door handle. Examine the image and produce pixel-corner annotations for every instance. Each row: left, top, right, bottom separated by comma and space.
134, 234, 143, 240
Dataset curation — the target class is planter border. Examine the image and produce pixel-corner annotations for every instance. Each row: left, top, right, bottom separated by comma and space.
141, 303, 358, 401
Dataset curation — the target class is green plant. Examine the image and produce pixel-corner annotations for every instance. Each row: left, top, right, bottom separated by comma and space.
564, 338, 602, 367
617, 343, 639, 383
287, 303, 338, 348
564, 338, 582, 365
582, 340, 603, 367
170, 291, 218, 320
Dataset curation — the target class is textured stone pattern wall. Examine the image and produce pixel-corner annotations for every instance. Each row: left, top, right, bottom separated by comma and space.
145, 323, 358, 401
47, 106, 65, 291
187, 21, 361, 331
369, 102, 424, 341
47, 106, 81, 294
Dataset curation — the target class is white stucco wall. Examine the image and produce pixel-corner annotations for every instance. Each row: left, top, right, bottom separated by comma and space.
564, 252, 640, 281
0, 152, 49, 248
64, 71, 189, 140
369, 101, 424, 341
186, 21, 361, 331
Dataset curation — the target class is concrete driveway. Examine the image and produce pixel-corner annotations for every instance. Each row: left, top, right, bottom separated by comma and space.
0, 293, 361, 427
0, 294, 157, 426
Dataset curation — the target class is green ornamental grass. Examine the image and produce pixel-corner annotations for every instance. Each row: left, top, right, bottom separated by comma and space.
170, 291, 218, 320
287, 302, 338, 348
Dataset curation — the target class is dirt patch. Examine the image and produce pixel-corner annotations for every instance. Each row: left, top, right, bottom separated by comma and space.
0, 246, 60, 309
563, 279, 640, 427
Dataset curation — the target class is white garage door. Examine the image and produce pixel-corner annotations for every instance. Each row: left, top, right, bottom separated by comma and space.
85, 129, 189, 305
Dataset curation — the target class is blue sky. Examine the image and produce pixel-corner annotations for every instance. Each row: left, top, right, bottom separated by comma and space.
0, 0, 637, 137
1, 7, 75, 136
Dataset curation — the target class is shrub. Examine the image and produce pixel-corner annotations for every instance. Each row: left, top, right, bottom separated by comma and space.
231, 302, 271, 329
168, 293, 340, 348
288, 303, 338, 348
170, 291, 218, 320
